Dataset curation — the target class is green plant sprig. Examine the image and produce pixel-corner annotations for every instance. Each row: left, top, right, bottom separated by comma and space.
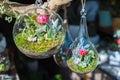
0, 0, 19, 23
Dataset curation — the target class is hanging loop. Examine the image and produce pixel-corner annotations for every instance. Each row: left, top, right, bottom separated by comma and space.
35, 0, 43, 8
80, 0, 86, 18
80, 10, 86, 18
81, 0, 86, 11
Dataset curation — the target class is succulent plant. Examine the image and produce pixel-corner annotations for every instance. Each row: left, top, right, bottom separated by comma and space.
113, 29, 120, 38
109, 29, 120, 51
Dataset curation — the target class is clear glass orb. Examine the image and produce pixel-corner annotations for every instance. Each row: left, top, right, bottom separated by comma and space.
53, 29, 73, 67
53, 47, 68, 67
13, 8, 65, 59
66, 15, 98, 74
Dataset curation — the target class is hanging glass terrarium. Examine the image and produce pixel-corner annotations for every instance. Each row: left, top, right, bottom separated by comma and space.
13, 2, 65, 59
53, 28, 73, 67
66, 1, 98, 74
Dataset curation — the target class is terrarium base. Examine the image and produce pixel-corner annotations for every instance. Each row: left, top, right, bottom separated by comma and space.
18, 46, 59, 59
14, 32, 64, 58
67, 58, 98, 74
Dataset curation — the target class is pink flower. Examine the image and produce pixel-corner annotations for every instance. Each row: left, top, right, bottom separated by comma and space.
115, 39, 120, 44
78, 48, 87, 56
36, 14, 48, 24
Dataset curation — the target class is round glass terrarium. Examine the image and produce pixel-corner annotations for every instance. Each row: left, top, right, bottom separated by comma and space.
53, 46, 69, 67
66, 11, 98, 74
13, 8, 65, 59
53, 29, 73, 67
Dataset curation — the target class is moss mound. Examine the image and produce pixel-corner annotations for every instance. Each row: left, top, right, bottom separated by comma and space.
14, 32, 64, 53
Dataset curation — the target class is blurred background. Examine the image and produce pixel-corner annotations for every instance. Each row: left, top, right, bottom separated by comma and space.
0, 0, 120, 80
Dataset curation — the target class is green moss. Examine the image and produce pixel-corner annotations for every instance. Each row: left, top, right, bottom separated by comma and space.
0, 63, 10, 72
67, 58, 98, 73
14, 32, 64, 53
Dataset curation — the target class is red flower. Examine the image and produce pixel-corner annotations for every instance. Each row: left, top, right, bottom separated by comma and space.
78, 48, 87, 56
115, 39, 120, 44
36, 14, 48, 24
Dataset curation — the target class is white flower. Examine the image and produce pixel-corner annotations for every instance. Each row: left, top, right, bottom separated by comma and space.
74, 58, 81, 64
28, 36, 37, 42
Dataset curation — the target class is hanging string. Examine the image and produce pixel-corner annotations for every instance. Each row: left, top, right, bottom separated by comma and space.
80, 0, 86, 18
79, 0, 88, 38
35, 0, 43, 8
69, 0, 87, 49
81, 0, 86, 12
47, 0, 50, 1
62, 4, 74, 42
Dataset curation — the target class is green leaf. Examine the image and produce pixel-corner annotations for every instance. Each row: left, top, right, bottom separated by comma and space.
31, 28, 35, 34
88, 50, 95, 58
5, 16, 13, 23
38, 37, 44, 42
47, 27, 52, 38
0, 64, 4, 71
83, 54, 91, 65
78, 54, 82, 60
56, 25, 61, 31
80, 62, 87, 68
0, 6, 6, 14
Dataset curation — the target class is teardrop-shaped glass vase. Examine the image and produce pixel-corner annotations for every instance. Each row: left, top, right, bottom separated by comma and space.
13, 7, 65, 59
67, 13, 98, 74
53, 28, 73, 67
